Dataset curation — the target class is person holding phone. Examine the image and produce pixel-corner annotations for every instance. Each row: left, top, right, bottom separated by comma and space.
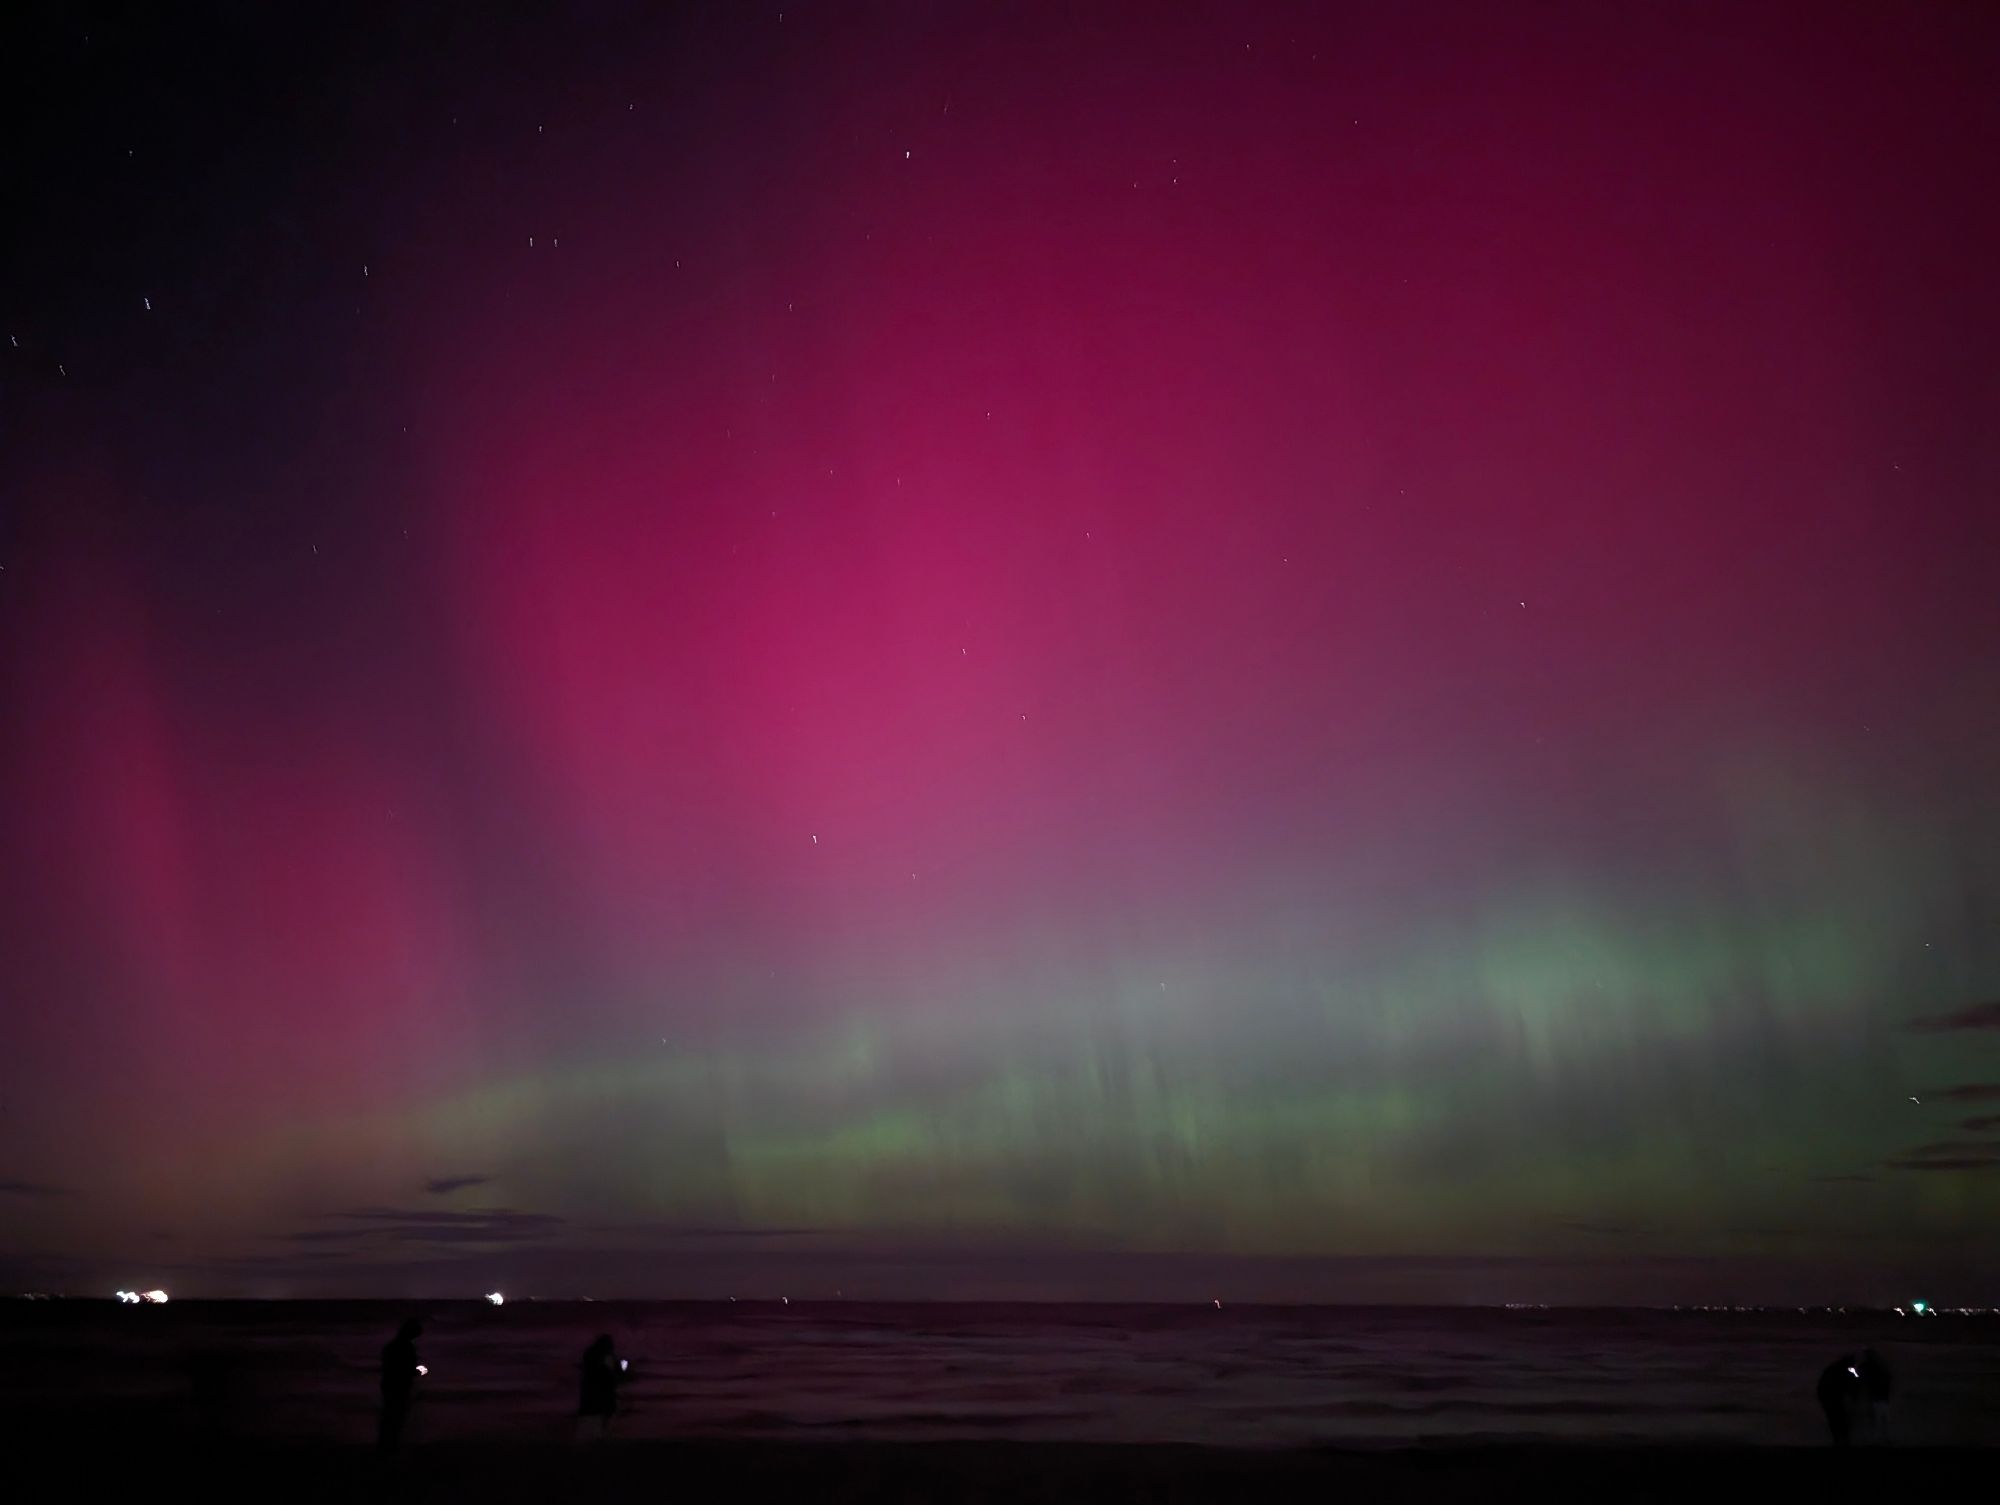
577, 1333, 629, 1440
378, 1318, 425, 1453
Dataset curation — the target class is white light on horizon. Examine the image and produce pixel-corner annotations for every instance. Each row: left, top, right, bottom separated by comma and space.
486, 1291, 505, 1306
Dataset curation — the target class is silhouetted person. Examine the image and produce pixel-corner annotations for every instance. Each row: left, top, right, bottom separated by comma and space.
576, 1333, 627, 1440
378, 1318, 425, 1453
1860, 1348, 1892, 1440
1816, 1354, 1860, 1445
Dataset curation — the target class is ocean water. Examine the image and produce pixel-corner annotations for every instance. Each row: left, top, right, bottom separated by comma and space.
1, 1301, 1993, 1448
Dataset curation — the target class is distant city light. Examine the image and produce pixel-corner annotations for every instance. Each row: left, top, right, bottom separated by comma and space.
117, 1289, 168, 1304
416, 1364, 428, 1377
486, 1291, 505, 1306
1912, 1300, 1928, 1314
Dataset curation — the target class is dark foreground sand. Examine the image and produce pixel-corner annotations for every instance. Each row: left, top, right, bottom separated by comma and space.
2, 1428, 1985, 1504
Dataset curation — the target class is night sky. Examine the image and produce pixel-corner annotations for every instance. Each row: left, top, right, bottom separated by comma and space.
3, 2, 1997, 1303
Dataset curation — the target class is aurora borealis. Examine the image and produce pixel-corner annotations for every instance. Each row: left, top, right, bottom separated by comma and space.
3, 2, 1997, 1302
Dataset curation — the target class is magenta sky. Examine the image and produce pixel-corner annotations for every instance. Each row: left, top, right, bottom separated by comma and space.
2, 2, 1997, 1301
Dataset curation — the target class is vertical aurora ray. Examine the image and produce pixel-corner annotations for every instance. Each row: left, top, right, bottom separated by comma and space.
2, 1, 1996, 1299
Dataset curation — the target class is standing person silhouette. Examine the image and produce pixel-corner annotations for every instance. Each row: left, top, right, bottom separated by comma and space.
1859, 1348, 1892, 1440
1816, 1354, 1860, 1445
576, 1333, 627, 1440
378, 1319, 425, 1453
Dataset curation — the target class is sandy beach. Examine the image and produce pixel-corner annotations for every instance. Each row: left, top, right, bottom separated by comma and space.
5, 1428, 1985, 1503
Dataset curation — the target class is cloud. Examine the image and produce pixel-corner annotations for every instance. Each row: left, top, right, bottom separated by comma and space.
423, 1174, 491, 1195
1958, 1115, 2000, 1133
1919, 1083, 2000, 1103
0, 1179, 74, 1198
1885, 1140, 2000, 1172
584, 1220, 828, 1242
1809, 1173, 1877, 1184
1553, 1218, 1650, 1238
328, 1207, 565, 1244
1895, 1140, 2000, 1160
191, 1250, 355, 1269
1909, 1000, 2000, 1033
